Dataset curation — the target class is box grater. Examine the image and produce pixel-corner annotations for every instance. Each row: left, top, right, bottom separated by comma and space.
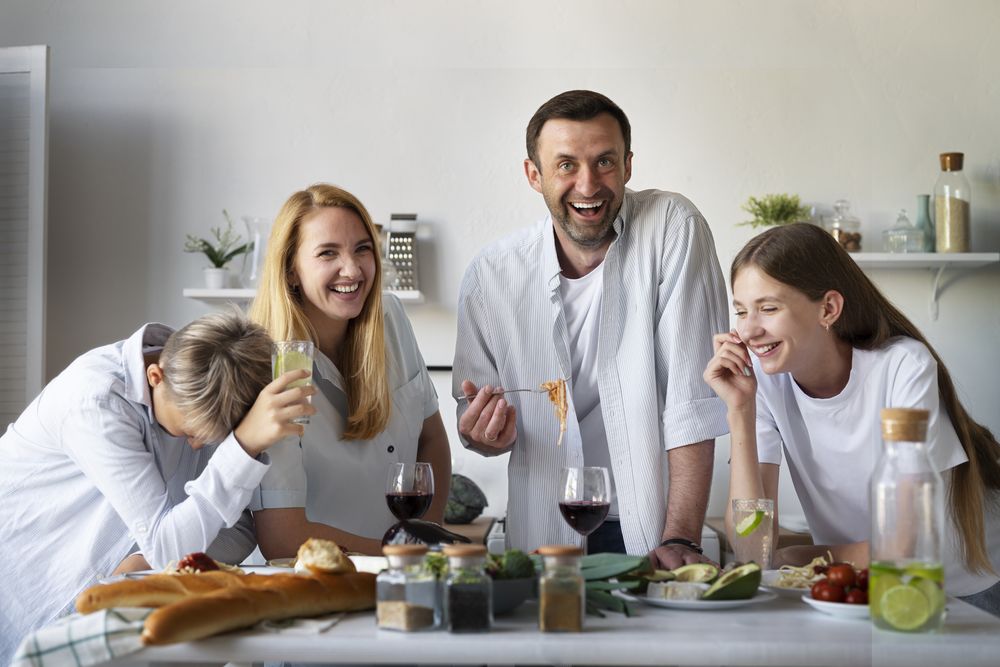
385, 213, 419, 291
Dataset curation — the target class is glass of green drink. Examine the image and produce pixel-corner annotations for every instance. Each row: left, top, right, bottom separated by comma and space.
272, 340, 314, 425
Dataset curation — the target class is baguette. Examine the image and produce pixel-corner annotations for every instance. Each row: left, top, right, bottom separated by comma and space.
141, 572, 376, 645
76, 571, 248, 613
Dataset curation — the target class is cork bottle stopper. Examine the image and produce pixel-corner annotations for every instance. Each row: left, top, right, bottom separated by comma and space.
881, 408, 929, 441
939, 152, 964, 171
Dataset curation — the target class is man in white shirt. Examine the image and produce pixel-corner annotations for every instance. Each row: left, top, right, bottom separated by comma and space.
0, 312, 314, 663
454, 90, 729, 567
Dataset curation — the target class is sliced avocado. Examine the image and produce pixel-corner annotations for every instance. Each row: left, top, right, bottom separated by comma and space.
672, 563, 719, 583
702, 563, 762, 600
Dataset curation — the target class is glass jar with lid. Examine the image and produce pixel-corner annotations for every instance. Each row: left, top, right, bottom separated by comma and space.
376, 544, 440, 632
883, 210, 925, 253
934, 152, 971, 253
826, 199, 862, 252
442, 544, 492, 632
538, 545, 584, 632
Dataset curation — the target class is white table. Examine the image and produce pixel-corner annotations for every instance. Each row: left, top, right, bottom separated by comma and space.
105, 595, 1000, 667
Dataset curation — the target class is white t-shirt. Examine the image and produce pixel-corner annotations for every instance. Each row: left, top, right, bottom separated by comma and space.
250, 294, 439, 540
755, 336, 1000, 596
559, 261, 619, 517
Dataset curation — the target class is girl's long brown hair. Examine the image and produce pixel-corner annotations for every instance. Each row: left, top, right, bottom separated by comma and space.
733, 222, 1000, 573
249, 183, 390, 440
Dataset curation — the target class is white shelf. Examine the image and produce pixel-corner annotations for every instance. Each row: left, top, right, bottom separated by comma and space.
850, 252, 999, 270
183, 288, 425, 305
849, 252, 999, 320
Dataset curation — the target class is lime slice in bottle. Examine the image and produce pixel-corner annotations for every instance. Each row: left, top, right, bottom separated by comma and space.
735, 510, 765, 537
880, 584, 931, 631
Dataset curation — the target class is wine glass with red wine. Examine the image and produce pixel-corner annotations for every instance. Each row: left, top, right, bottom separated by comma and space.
558, 466, 611, 543
386, 462, 434, 521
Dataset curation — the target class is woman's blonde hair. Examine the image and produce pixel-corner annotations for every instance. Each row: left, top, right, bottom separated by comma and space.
733, 223, 1000, 574
249, 183, 390, 440
160, 310, 272, 444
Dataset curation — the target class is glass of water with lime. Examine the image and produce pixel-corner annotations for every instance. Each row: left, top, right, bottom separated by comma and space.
731, 498, 774, 569
272, 340, 314, 425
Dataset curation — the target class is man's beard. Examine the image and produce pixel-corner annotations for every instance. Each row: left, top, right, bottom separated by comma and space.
548, 195, 620, 250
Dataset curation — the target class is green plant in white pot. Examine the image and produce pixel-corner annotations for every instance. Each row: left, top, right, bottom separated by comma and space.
184, 210, 252, 289
739, 193, 811, 229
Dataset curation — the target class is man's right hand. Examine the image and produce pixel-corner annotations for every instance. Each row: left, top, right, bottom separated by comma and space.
458, 380, 517, 455
234, 369, 317, 458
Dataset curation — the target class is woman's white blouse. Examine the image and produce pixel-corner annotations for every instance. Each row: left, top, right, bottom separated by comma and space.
250, 294, 439, 539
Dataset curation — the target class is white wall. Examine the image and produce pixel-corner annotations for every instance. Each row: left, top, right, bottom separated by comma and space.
3, 0, 999, 520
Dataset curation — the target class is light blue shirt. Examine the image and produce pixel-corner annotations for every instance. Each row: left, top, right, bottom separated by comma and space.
454, 189, 729, 554
0, 324, 268, 663
250, 294, 439, 540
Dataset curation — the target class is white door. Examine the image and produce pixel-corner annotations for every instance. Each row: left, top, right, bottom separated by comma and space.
0, 45, 48, 427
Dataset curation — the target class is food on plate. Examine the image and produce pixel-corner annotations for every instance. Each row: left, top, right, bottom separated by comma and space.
774, 554, 833, 589
295, 537, 355, 575
540, 379, 567, 446
809, 562, 868, 606
702, 562, 762, 601
163, 552, 243, 575
142, 571, 376, 645
671, 562, 719, 583
647, 581, 709, 601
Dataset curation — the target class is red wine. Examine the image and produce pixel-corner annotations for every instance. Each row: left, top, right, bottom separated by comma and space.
386, 492, 433, 520
558, 500, 610, 536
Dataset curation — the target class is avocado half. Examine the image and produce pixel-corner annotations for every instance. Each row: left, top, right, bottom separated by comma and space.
702, 563, 762, 600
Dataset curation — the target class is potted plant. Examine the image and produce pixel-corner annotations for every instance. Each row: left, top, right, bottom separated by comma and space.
739, 193, 811, 228
184, 210, 252, 289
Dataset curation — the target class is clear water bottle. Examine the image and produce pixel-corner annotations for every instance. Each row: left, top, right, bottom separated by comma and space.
870, 408, 946, 633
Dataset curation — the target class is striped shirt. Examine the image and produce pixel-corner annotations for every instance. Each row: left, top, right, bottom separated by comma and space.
453, 189, 729, 554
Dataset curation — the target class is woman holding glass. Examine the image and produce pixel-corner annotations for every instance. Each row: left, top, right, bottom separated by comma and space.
703, 223, 1000, 614
249, 183, 451, 556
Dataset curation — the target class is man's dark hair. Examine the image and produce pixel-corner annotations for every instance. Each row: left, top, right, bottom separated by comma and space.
525, 90, 631, 170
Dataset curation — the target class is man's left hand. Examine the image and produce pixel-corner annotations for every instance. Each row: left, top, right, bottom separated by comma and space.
648, 543, 717, 570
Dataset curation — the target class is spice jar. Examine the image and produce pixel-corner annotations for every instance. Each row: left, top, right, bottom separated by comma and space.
376, 544, 440, 632
826, 199, 862, 252
538, 545, 584, 632
442, 544, 492, 632
933, 152, 971, 253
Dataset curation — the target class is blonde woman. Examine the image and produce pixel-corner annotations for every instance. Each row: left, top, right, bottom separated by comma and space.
0, 311, 309, 662
249, 183, 451, 557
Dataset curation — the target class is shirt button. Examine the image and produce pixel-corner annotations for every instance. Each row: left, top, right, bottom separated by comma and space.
387, 445, 395, 453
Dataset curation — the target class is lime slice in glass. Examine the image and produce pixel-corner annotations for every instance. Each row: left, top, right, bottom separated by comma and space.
735, 510, 765, 537
881, 584, 930, 631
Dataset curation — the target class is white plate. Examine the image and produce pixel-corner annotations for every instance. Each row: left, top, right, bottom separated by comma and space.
124, 565, 287, 578
801, 594, 870, 619
760, 569, 814, 599
620, 590, 777, 611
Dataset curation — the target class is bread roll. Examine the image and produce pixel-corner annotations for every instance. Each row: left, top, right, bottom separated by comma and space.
141, 572, 376, 645
76, 571, 246, 613
296, 537, 355, 574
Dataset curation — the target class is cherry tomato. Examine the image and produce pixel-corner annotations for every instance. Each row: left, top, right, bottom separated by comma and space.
856, 568, 869, 591
811, 581, 846, 603
845, 588, 868, 605
826, 563, 856, 588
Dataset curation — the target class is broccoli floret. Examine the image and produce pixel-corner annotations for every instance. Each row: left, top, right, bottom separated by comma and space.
500, 549, 535, 579
424, 552, 447, 580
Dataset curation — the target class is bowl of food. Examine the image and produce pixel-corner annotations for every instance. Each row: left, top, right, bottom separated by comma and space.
491, 576, 537, 615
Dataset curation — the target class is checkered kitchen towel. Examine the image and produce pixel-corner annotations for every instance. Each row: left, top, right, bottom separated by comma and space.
12, 608, 150, 667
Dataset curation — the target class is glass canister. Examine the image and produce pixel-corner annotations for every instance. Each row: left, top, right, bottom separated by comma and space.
870, 408, 946, 634
442, 544, 492, 632
933, 152, 971, 252
883, 210, 924, 253
376, 544, 440, 632
538, 545, 584, 632
826, 199, 862, 252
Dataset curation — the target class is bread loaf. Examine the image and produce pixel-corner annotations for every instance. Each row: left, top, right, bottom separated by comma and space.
76, 571, 247, 613
141, 572, 376, 645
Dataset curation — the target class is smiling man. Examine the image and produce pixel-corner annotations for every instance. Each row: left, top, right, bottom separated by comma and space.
454, 90, 730, 567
